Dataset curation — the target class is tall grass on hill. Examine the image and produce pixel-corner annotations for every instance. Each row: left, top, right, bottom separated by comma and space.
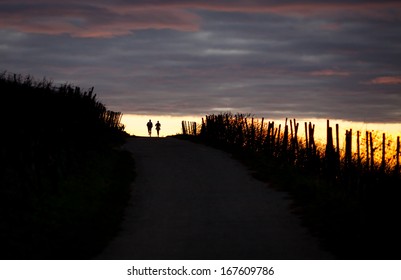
189, 112, 401, 259
0, 71, 134, 259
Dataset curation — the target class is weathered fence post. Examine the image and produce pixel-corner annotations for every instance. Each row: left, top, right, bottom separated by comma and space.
251, 117, 255, 149
336, 123, 340, 156
357, 131, 361, 168
308, 122, 316, 159
201, 117, 206, 136
370, 132, 374, 171
266, 121, 275, 156
193, 122, 197, 136
396, 136, 400, 174
290, 119, 294, 148
293, 119, 299, 155
345, 129, 352, 168
259, 117, 264, 150
282, 123, 289, 155
325, 120, 337, 175
277, 124, 281, 151
381, 133, 386, 172
305, 122, 309, 151
182, 121, 186, 135
366, 131, 370, 171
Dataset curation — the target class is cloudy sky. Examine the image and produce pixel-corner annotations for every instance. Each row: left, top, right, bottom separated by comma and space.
1, 0, 401, 123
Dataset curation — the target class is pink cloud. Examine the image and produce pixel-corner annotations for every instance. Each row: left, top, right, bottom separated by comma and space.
0, 2, 200, 37
1, 1, 401, 37
130, 1, 401, 18
369, 76, 401, 85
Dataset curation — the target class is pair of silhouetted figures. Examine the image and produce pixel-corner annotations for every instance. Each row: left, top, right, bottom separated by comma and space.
146, 120, 161, 137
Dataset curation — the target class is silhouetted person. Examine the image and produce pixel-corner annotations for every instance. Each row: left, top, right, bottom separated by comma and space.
147, 119, 153, 137
155, 121, 161, 137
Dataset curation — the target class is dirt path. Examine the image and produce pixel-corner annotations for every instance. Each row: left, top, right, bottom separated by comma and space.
97, 137, 333, 259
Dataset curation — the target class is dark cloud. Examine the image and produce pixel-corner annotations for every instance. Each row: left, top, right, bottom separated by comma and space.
0, 1, 200, 37
1, 1, 401, 37
1, 1, 401, 123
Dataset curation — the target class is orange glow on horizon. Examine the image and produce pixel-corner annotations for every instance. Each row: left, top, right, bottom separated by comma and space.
122, 114, 200, 137
122, 114, 401, 141
122, 113, 401, 167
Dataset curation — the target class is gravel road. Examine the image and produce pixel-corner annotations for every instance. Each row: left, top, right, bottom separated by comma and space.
96, 137, 333, 259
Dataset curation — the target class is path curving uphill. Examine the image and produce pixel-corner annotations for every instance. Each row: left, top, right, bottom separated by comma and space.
97, 137, 333, 259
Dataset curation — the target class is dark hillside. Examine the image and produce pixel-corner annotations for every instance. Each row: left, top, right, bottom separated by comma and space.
0, 72, 134, 259
189, 113, 401, 259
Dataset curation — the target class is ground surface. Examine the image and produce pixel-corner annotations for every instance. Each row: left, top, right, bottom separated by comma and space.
96, 137, 333, 259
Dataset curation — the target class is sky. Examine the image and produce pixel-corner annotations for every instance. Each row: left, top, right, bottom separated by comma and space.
1, 0, 401, 134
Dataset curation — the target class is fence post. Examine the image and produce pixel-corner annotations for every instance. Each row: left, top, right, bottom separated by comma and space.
201, 118, 205, 136
251, 117, 255, 149
294, 120, 299, 155
309, 122, 316, 158
305, 122, 309, 152
182, 121, 186, 135
326, 121, 337, 171
277, 124, 281, 151
345, 129, 352, 168
366, 131, 370, 171
357, 131, 361, 168
396, 136, 400, 174
259, 117, 264, 151
370, 132, 374, 171
335, 124, 340, 165
335, 124, 339, 155
381, 133, 386, 172
282, 124, 288, 155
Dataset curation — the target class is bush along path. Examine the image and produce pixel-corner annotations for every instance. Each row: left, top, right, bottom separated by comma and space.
0, 72, 135, 259
97, 137, 333, 259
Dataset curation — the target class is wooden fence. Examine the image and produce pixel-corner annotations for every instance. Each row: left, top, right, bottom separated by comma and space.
181, 121, 197, 136
182, 113, 401, 197
183, 112, 401, 259
185, 113, 401, 179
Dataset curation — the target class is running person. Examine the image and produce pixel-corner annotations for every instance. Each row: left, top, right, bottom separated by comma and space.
146, 119, 153, 137
155, 121, 161, 137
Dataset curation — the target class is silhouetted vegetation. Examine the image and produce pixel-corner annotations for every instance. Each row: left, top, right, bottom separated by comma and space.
185, 112, 401, 259
0, 71, 134, 259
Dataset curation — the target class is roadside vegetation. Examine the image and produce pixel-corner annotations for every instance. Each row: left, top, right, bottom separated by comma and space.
0, 72, 135, 259
181, 113, 401, 259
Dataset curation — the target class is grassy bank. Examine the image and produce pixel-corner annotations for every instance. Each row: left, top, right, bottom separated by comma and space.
0, 72, 135, 259
1, 148, 135, 259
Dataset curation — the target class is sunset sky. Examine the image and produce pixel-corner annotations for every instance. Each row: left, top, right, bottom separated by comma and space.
1, 1, 401, 135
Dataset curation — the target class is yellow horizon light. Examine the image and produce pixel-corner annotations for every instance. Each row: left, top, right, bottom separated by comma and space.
121, 114, 201, 137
